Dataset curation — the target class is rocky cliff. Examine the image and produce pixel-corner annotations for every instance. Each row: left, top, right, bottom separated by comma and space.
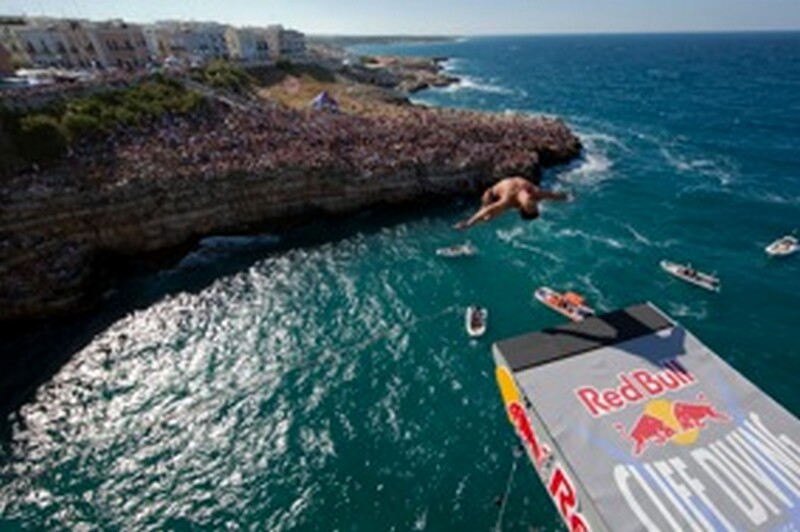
0, 104, 581, 320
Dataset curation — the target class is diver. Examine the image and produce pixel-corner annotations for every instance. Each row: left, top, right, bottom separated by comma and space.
454, 176, 571, 230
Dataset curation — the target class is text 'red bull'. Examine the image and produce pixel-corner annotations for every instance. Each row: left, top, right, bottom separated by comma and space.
508, 401, 549, 467
574, 359, 695, 417
508, 402, 589, 531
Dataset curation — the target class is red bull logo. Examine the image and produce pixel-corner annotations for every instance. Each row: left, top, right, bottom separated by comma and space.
614, 395, 730, 456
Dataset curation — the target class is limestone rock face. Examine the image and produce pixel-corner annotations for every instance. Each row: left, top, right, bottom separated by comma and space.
0, 111, 581, 320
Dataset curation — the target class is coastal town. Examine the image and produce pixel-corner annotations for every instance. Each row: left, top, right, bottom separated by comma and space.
0, 16, 306, 73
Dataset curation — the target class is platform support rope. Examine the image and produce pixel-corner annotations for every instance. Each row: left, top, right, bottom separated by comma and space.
494, 447, 521, 532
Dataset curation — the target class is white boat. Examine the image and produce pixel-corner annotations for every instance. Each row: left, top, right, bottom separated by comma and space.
765, 235, 798, 257
534, 287, 595, 322
660, 260, 720, 292
465, 306, 488, 337
436, 242, 477, 258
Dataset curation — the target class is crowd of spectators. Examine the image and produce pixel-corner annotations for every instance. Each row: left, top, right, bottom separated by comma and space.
62, 96, 576, 186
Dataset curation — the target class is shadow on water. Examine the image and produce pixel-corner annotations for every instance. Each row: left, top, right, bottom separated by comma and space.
0, 201, 468, 439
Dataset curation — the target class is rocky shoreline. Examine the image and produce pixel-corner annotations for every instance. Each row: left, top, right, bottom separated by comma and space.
0, 67, 581, 321
361, 55, 460, 93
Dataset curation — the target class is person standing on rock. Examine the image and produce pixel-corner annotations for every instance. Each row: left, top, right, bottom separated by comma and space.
454, 176, 571, 230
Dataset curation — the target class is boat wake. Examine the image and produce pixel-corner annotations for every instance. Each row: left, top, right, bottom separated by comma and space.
496, 226, 563, 263
576, 273, 611, 312
495, 226, 525, 243
622, 223, 678, 250
667, 301, 708, 321
510, 240, 563, 264
555, 228, 626, 250
748, 191, 800, 207
658, 146, 738, 186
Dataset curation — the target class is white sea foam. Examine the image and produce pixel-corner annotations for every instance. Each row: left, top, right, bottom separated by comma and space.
667, 302, 708, 321
622, 224, 677, 249
582, 131, 630, 152
576, 273, 610, 312
624, 224, 653, 246
674, 182, 722, 200
659, 146, 737, 186
510, 241, 563, 263
559, 150, 612, 186
413, 509, 428, 531
557, 131, 618, 186
444, 75, 516, 95
750, 191, 800, 206
495, 226, 525, 243
440, 57, 464, 72
495, 226, 564, 262
556, 228, 625, 250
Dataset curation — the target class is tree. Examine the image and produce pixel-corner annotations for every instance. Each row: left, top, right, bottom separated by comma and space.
16, 114, 68, 164
62, 112, 104, 140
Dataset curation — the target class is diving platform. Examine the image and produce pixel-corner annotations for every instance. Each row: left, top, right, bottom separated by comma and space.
493, 303, 800, 531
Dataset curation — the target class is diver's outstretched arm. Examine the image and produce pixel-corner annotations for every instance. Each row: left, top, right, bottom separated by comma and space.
454, 202, 507, 230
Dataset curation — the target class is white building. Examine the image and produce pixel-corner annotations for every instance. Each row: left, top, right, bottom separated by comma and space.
11, 23, 72, 68
1, 17, 306, 69
265, 25, 306, 61
145, 21, 229, 64
0, 17, 30, 67
185, 22, 229, 62
225, 27, 270, 64
59, 19, 104, 69
86, 20, 148, 69
0, 42, 13, 75
0, 17, 142, 70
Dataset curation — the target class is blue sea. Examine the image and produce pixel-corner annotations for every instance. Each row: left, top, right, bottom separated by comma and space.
1, 33, 799, 530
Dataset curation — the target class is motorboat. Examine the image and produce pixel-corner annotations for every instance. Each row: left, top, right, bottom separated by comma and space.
534, 287, 595, 322
765, 235, 798, 257
660, 260, 720, 292
466, 305, 488, 337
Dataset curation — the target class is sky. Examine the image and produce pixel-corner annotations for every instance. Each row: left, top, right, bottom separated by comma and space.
2, 0, 800, 35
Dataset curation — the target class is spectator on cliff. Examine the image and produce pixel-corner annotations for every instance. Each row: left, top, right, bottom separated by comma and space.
454, 176, 571, 230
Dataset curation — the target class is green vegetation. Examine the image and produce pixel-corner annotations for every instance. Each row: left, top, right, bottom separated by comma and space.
16, 114, 68, 164
2, 77, 207, 171
60, 77, 206, 138
190, 60, 254, 94
0, 109, 23, 177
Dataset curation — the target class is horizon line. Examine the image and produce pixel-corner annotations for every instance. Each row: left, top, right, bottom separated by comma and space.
313, 27, 800, 38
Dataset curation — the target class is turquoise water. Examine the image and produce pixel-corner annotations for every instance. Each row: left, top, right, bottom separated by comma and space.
2, 33, 799, 530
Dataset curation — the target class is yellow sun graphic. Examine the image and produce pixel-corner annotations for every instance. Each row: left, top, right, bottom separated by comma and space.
644, 399, 699, 445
